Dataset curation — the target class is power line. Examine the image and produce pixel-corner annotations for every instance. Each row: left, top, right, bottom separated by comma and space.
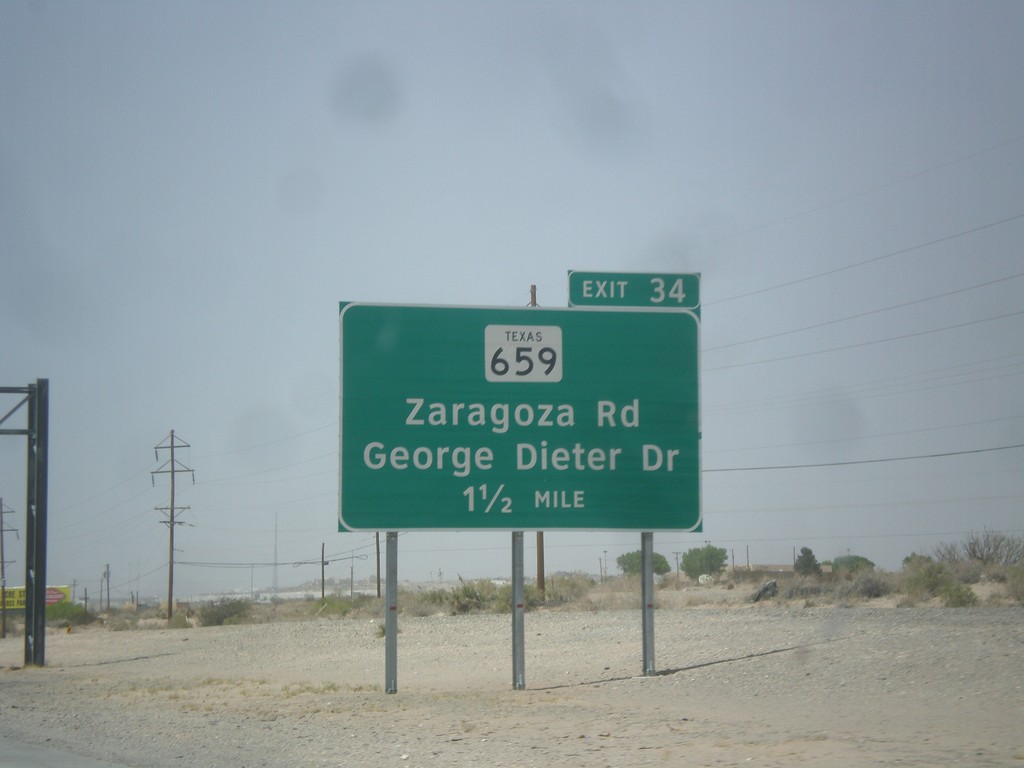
704, 309, 1024, 371
705, 352, 1024, 415
199, 452, 335, 485
704, 442, 1024, 473
704, 412, 1024, 457
707, 211, 1024, 306
194, 420, 336, 459
709, 494, 1024, 515
650, 132, 1024, 265
705, 271, 1024, 352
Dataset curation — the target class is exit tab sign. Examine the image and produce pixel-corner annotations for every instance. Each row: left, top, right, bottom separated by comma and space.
569, 271, 700, 311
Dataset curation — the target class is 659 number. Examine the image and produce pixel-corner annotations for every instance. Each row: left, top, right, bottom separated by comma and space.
490, 346, 558, 377
484, 325, 563, 383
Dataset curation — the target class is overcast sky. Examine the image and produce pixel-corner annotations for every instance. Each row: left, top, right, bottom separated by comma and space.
2, 1, 1022, 603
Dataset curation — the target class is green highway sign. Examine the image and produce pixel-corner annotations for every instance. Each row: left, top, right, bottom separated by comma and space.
568, 271, 700, 311
339, 303, 700, 532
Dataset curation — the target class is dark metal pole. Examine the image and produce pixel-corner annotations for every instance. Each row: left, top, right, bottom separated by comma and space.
384, 532, 398, 694
24, 379, 48, 667
512, 531, 526, 690
375, 532, 381, 598
641, 532, 655, 676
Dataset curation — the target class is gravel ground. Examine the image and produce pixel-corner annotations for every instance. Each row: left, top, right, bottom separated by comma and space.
1, 606, 1022, 767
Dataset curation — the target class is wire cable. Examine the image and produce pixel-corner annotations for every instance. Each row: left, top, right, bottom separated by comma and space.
705, 442, 1024, 472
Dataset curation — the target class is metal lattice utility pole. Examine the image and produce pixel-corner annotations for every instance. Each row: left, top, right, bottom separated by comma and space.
152, 431, 194, 621
1, 379, 49, 666
1, 497, 20, 639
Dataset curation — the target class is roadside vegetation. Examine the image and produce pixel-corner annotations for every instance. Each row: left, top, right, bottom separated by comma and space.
7, 532, 1017, 638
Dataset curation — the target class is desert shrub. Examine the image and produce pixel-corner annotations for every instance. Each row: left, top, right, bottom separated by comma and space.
935, 531, 1024, 567
106, 615, 138, 631
198, 599, 252, 627
1005, 565, 1024, 604
904, 559, 952, 596
396, 580, 538, 616
841, 572, 895, 600
414, 588, 450, 608
782, 580, 825, 599
961, 531, 1024, 565
543, 572, 596, 604
46, 601, 95, 627
939, 581, 978, 607
417, 578, 551, 614
316, 594, 374, 618
495, 582, 543, 612
933, 541, 962, 564
448, 578, 497, 613
904, 560, 978, 607
948, 558, 984, 585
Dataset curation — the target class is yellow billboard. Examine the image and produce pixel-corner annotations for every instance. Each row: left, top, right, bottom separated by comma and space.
1, 585, 71, 610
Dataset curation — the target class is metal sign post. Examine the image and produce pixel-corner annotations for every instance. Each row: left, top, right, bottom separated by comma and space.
512, 532, 526, 689
385, 532, 398, 694
641, 532, 656, 675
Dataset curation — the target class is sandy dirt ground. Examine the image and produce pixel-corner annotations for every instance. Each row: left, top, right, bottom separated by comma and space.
1, 604, 1022, 767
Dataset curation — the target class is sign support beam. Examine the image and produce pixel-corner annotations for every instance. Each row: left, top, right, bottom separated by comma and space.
384, 531, 398, 694
511, 532, 526, 690
641, 532, 655, 675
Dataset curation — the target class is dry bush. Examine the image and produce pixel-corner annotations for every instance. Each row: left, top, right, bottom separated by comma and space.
903, 559, 978, 607
782, 579, 826, 600
840, 572, 897, 600
936, 531, 1024, 567
1006, 565, 1024, 604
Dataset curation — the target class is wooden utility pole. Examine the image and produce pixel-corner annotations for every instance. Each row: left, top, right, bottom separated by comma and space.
375, 533, 381, 597
529, 285, 546, 600
103, 563, 111, 611
152, 431, 194, 621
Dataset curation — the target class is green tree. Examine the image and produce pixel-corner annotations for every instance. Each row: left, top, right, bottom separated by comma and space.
794, 546, 822, 576
903, 552, 933, 568
617, 550, 672, 576
681, 545, 728, 579
832, 554, 875, 574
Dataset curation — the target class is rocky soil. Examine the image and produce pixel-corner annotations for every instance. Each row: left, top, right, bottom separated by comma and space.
1, 604, 1022, 766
